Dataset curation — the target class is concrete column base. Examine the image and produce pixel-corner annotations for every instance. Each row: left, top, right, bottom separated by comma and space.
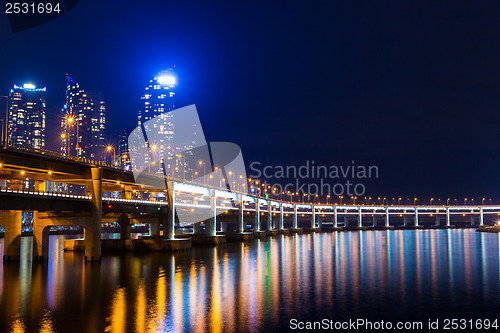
399, 225, 425, 230
431, 225, 456, 229
65, 238, 191, 252
224, 232, 254, 241
477, 225, 500, 233
290, 228, 303, 234
302, 227, 318, 233
175, 233, 225, 245
193, 222, 202, 234
373, 225, 395, 230
190, 234, 226, 245
0, 211, 22, 262
344, 226, 369, 231
266, 229, 280, 236
254, 230, 267, 239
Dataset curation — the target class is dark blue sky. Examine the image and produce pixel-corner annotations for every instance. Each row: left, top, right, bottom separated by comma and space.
1, 1, 500, 202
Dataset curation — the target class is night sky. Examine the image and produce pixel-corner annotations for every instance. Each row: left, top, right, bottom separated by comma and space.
1, 1, 500, 202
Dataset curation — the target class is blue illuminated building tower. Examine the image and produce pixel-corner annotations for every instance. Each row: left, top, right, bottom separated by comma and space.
137, 69, 178, 175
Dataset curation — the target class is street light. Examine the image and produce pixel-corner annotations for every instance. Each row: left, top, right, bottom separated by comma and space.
199, 160, 205, 184
66, 115, 79, 157
107, 145, 115, 166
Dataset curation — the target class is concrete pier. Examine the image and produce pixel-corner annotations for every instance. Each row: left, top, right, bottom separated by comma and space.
65, 238, 191, 252
223, 232, 254, 242
0, 211, 22, 261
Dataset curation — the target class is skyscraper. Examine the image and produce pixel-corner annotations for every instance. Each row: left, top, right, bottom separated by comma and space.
61, 74, 106, 162
133, 69, 202, 181
137, 69, 177, 175
7, 83, 46, 149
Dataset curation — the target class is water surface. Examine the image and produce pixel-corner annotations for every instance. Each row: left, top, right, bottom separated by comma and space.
0, 229, 499, 332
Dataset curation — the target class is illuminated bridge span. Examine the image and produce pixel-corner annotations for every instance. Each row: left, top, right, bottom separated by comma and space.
1, 146, 499, 262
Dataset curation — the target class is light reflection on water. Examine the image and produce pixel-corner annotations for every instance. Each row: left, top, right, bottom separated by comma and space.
0, 229, 499, 332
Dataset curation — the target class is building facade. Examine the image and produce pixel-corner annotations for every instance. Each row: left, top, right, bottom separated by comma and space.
61, 74, 106, 162
118, 128, 133, 170
136, 69, 178, 176
7, 83, 46, 149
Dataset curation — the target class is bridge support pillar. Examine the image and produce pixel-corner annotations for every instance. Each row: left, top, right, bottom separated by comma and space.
358, 208, 362, 227
193, 222, 201, 234
121, 186, 133, 200
150, 221, 161, 237
435, 216, 440, 226
207, 189, 216, 236
311, 207, 316, 228
278, 203, 284, 230
255, 199, 261, 232
318, 216, 323, 231
403, 215, 407, 226
85, 167, 102, 262
268, 201, 273, 230
385, 208, 390, 227
293, 205, 298, 229
480, 208, 484, 226
343, 216, 347, 226
237, 194, 244, 233
414, 211, 419, 227
221, 222, 228, 233
163, 182, 175, 240
470, 215, 475, 226
32, 212, 52, 262
1, 210, 22, 261
372, 215, 376, 227
333, 208, 337, 228
446, 208, 450, 227
118, 213, 131, 240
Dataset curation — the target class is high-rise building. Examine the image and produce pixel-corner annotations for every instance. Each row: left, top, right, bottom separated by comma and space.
61, 74, 106, 162
136, 69, 177, 175
133, 69, 203, 181
7, 83, 46, 149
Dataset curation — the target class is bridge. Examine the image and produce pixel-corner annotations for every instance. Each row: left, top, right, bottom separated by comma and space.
1, 144, 499, 262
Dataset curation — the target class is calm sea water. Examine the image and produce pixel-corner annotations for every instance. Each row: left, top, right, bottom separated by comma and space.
0, 229, 499, 332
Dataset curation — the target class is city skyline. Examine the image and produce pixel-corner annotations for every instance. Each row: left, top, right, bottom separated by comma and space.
1, 3, 500, 331
1, 1, 500, 202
